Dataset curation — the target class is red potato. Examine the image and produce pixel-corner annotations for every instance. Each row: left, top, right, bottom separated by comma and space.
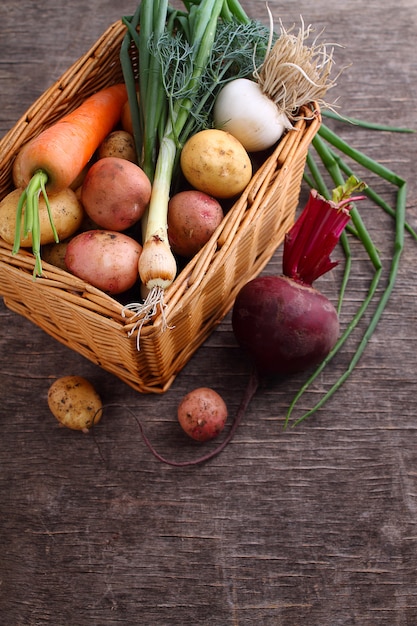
168, 190, 224, 257
81, 156, 151, 231
177, 387, 228, 442
65, 229, 142, 294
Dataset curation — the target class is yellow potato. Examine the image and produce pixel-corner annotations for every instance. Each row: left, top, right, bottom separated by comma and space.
48, 376, 103, 433
180, 129, 252, 198
98, 130, 137, 163
0, 187, 84, 246
41, 241, 70, 271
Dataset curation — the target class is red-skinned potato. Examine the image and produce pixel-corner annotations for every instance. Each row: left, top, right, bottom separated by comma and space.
177, 387, 228, 442
81, 156, 151, 231
65, 229, 142, 294
168, 190, 224, 258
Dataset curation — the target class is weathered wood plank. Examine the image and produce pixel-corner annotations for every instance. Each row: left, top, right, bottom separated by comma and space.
1, 1, 417, 624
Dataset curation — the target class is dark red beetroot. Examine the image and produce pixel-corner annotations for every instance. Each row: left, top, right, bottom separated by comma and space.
230, 186, 357, 377
231, 179, 369, 381
232, 275, 340, 376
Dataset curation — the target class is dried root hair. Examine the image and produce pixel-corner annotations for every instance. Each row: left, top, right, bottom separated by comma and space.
122, 286, 172, 350
255, 16, 338, 121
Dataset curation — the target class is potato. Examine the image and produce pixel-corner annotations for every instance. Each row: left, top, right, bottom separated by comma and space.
0, 187, 84, 246
98, 130, 137, 163
180, 129, 252, 198
41, 241, 70, 271
81, 156, 151, 231
48, 375, 103, 433
65, 229, 142, 294
177, 387, 228, 442
168, 190, 224, 258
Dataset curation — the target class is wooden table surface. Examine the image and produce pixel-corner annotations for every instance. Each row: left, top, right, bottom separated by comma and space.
1, 1, 416, 624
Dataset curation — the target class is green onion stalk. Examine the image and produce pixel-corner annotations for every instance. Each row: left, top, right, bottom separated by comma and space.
138, 0, 226, 301
121, 0, 226, 328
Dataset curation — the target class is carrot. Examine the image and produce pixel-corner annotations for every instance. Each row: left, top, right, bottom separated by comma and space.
12, 83, 127, 276
13, 83, 128, 192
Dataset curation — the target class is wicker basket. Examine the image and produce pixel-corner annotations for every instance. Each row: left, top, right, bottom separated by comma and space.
0, 20, 320, 394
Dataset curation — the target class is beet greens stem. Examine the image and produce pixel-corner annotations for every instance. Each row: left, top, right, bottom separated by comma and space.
285, 143, 381, 427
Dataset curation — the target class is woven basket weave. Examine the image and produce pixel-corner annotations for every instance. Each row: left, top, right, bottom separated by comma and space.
0, 20, 320, 393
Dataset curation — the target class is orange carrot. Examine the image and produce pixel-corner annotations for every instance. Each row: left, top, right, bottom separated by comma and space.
12, 83, 128, 276
13, 83, 128, 193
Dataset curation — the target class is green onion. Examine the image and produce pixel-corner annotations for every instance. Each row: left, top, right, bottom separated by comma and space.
136, 0, 226, 302
322, 109, 415, 134
285, 121, 408, 427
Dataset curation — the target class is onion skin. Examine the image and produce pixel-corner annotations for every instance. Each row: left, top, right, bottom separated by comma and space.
232, 275, 340, 376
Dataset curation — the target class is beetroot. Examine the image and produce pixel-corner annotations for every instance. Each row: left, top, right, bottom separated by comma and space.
232, 275, 340, 376
231, 187, 357, 377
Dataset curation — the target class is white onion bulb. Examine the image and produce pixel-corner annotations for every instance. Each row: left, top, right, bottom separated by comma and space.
213, 78, 293, 152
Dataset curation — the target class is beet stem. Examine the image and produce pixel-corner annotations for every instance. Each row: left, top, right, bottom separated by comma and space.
283, 176, 367, 285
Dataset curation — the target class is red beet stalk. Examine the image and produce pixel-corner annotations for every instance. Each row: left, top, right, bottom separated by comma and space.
283, 189, 354, 285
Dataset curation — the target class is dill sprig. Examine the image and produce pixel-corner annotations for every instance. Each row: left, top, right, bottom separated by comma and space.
149, 18, 272, 151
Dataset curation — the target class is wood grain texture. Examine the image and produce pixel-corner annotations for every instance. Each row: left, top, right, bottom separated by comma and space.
1, 1, 416, 624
